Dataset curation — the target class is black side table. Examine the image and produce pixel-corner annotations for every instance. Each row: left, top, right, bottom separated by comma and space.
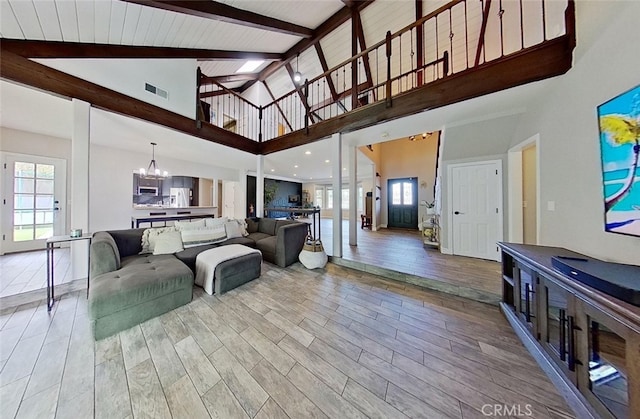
46, 234, 92, 312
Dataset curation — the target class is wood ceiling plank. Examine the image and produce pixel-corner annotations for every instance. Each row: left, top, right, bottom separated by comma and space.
8, 0, 44, 40
73, 0, 93, 42
93, 0, 112, 44
0, 1, 24, 38
152, 10, 176, 46
242, 0, 375, 91
108, 0, 128, 44
201, 74, 258, 84
121, 2, 142, 44
1, 39, 284, 60
143, 9, 167, 45
33, 0, 63, 41
162, 13, 188, 46
0, 49, 260, 155
124, 0, 313, 38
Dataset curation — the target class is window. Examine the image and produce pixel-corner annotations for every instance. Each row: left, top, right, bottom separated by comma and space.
315, 188, 323, 209
402, 181, 413, 205
392, 183, 401, 205
358, 186, 363, 212
326, 188, 333, 209
341, 189, 349, 209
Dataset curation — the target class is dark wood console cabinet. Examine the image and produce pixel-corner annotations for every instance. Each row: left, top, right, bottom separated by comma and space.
498, 243, 639, 419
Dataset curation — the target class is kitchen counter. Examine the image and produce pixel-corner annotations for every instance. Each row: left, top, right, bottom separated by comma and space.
132, 206, 218, 210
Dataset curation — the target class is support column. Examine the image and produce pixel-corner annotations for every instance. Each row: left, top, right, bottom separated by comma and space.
238, 170, 247, 220
256, 155, 264, 218
71, 99, 90, 280
331, 133, 342, 257
348, 145, 357, 246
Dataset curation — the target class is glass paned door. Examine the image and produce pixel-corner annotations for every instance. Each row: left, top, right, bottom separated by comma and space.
387, 178, 418, 229
2, 153, 66, 254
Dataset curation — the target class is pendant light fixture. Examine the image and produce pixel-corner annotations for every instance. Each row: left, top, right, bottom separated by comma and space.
293, 53, 302, 84
139, 142, 168, 178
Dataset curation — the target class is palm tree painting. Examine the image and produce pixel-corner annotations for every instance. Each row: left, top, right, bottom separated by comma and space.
598, 84, 640, 237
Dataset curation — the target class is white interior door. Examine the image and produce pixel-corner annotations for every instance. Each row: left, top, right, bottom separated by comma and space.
221, 180, 237, 218
449, 160, 502, 261
1, 153, 67, 254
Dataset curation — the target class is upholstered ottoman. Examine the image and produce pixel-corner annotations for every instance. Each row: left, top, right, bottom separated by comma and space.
195, 244, 262, 295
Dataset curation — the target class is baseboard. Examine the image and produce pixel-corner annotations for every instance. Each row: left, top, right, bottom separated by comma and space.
380, 224, 387, 228
440, 246, 452, 254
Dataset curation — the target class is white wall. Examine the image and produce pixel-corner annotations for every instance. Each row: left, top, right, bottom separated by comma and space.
90, 144, 239, 232
35, 59, 197, 119
510, 0, 640, 264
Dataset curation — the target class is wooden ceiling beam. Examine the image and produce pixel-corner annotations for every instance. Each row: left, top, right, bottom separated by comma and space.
125, 0, 313, 38
1, 39, 283, 60
240, 0, 375, 91
263, 81, 293, 132
199, 89, 241, 99
355, 11, 374, 99
0, 49, 259, 154
200, 74, 258, 84
314, 43, 348, 113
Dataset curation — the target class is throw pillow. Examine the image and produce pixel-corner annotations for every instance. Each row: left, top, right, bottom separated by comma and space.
174, 219, 206, 231
205, 217, 228, 228
225, 220, 243, 239
181, 224, 227, 248
140, 226, 177, 254
153, 230, 184, 255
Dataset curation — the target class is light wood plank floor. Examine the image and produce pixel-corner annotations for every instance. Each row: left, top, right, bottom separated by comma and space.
0, 261, 574, 419
314, 219, 501, 302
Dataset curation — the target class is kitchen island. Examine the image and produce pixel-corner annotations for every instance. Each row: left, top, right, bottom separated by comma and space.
131, 206, 217, 228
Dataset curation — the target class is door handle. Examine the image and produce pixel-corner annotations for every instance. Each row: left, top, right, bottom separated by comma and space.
454, 211, 463, 215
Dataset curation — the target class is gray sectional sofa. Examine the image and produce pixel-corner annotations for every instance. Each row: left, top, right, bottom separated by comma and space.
89, 218, 309, 340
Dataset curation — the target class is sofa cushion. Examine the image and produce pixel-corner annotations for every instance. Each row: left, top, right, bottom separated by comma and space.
246, 218, 260, 233
174, 244, 218, 272
90, 232, 121, 278
258, 218, 277, 236
223, 237, 256, 247
275, 219, 298, 234
255, 236, 277, 263
109, 228, 145, 257
247, 232, 271, 243
89, 254, 193, 319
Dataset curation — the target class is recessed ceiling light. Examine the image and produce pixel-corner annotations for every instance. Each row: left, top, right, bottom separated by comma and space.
236, 60, 264, 73
325, 160, 330, 163
294, 164, 299, 168
329, 175, 333, 178
309, 177, 313, 180
343, 167, 346, 170
293, 174, 297, 176
270, 169, 275, 172
305, 151, 311, 155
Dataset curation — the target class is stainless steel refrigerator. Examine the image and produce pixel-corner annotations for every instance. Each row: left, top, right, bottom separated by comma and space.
170, 188, 191, 208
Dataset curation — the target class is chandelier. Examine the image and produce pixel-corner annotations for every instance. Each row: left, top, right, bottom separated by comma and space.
139, 142, 168, 178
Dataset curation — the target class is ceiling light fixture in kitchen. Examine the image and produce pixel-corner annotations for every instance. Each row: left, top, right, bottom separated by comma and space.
139, 142, 168, 178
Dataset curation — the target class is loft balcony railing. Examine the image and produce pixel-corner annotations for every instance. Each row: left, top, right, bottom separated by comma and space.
198, 0, 574, 144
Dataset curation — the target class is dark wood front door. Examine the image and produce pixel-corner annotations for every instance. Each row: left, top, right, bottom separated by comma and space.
387, 177, 418, 229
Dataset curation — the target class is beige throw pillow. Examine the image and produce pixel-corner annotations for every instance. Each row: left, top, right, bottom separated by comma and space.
153, 230, 184, 255
225, 220, 243, 239
140, 226, 178, 254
